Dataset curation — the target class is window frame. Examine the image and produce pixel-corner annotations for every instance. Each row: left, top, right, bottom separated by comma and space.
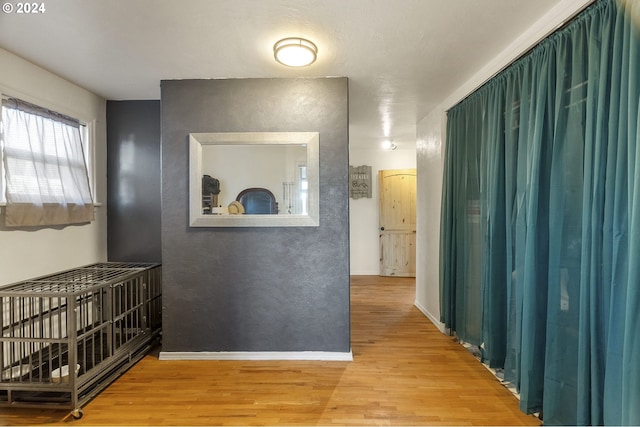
0, 95, 95, 206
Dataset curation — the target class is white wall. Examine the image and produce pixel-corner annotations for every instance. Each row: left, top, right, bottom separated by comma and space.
415, 107, 445, 330
0, 48, 107, 286
413, 0, 594, 332
349, 146, 416, 275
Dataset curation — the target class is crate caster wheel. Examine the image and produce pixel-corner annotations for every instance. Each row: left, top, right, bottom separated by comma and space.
71, 409, 84, 420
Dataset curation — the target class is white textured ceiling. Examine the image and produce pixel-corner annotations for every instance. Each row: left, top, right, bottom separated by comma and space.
0, 0, 562, 148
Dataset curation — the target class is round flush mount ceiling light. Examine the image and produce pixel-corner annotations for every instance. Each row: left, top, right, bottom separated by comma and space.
273, 37, 318, 67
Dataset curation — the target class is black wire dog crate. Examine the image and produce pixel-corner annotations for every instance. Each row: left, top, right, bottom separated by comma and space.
0, 262, 161, 419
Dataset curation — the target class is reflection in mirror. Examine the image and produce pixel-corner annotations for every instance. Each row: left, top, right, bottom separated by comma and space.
236, 188, 278, 214
189, 132, 319, 227
202, 144, 306, 214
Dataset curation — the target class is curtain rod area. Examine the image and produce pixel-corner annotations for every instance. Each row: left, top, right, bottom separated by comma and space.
446, 0, 598, 113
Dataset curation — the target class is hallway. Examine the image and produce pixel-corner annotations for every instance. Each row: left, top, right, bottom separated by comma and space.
0, 276, 539, 426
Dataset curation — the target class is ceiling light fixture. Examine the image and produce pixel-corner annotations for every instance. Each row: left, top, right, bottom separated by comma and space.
382, 140, 397, 151
273, 37, 318, 67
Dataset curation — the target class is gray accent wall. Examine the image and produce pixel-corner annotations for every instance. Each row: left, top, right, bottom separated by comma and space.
106, 100, 162, 263
161, 78, 350, 353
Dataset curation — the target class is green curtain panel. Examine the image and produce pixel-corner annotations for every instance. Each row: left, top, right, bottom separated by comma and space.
439, 0, 640, 424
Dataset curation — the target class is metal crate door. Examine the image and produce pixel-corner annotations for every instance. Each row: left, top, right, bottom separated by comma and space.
1, 293, 73, 383
111, 275, 147, 353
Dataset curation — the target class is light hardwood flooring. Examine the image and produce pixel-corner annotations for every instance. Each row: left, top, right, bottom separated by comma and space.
0, 276, 540, 426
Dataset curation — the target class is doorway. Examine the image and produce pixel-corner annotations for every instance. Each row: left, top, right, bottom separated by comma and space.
378, 169, 417, 277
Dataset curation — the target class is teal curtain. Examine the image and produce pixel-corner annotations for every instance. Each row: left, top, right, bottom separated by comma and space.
439, 0, 640, 424
440, 97, 485, 345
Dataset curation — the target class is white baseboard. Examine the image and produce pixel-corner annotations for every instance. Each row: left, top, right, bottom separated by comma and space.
349, 271, 379, 276
414, 300, 449, 335
159, 350, 354, 361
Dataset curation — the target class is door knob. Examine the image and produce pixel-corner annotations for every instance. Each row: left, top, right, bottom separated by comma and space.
380, 226, 385, 231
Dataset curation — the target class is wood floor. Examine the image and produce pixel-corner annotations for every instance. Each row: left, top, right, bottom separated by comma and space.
0, 276, 540, 426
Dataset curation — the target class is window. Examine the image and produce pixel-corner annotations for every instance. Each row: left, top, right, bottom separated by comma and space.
298, 163, 308, 215
0, 97, 94, 226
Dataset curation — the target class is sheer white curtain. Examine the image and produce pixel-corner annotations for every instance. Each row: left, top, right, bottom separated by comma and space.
1, 98, 94, 227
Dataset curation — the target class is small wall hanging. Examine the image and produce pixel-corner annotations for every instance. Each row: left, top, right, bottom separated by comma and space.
349, 165, 372, 199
